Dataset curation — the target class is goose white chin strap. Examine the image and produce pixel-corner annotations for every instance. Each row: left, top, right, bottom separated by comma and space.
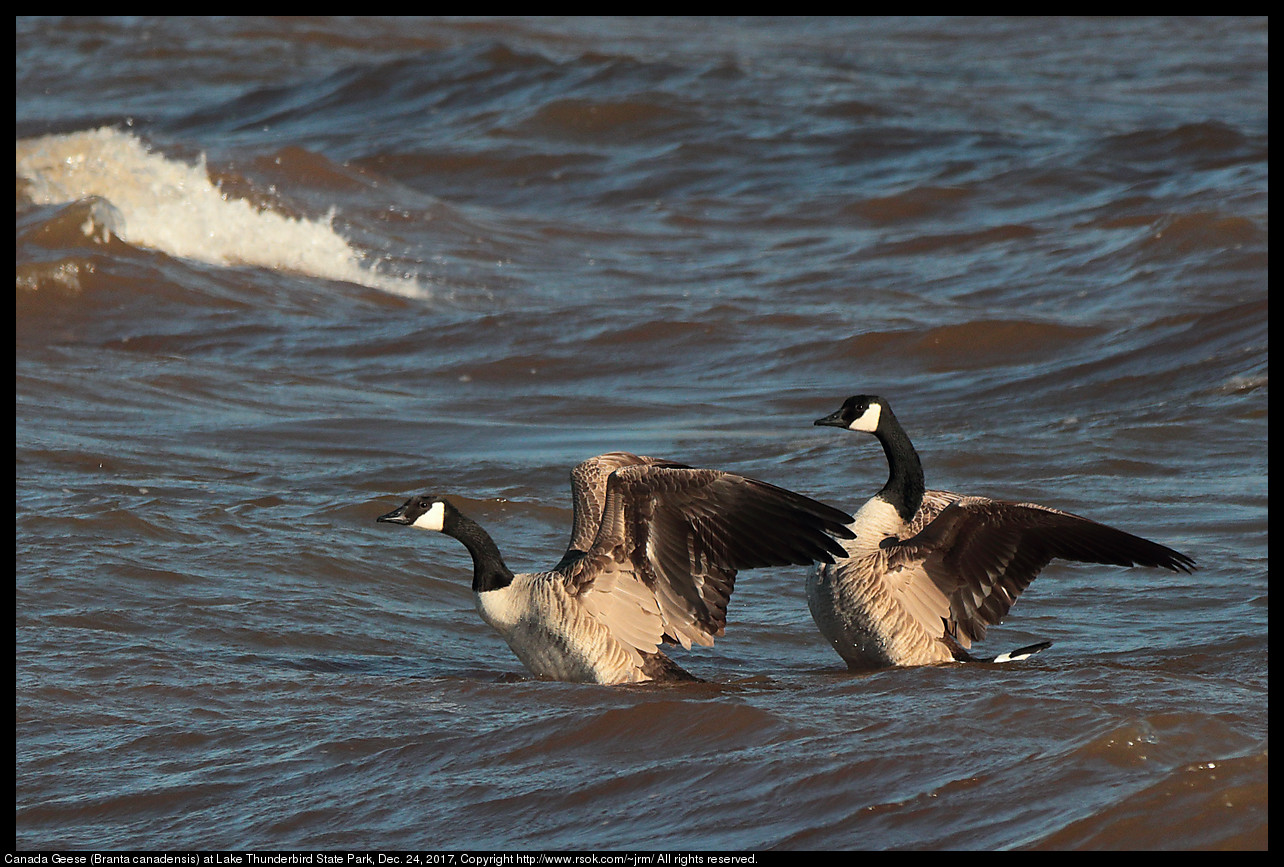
848, 402, 882, 432
413, 501, 446, 532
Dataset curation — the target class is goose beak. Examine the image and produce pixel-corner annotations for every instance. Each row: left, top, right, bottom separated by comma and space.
377, 504, 412, 524
814, 410, 847, 428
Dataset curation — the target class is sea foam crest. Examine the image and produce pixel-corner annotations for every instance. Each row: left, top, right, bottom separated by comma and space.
15, 127, 426, 298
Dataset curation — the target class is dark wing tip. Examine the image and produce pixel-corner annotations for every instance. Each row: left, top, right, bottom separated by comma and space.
610, 465, 857, 572
720, 476, 856, 568
1088, 527, 1196, 574
1159, 548, 1197, 573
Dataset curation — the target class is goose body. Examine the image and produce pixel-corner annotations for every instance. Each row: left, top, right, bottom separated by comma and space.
470, 568, 681, 684
810, 395, 1195, 671
378, 452, 854, 684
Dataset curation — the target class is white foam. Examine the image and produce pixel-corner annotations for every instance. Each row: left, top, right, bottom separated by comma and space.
15, 127, 427, 298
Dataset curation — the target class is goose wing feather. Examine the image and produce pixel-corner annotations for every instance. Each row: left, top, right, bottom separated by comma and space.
563, 452, 692, 555
568, 464, 854, 652
887, 494, 1195, 646
570, 561, 668, 664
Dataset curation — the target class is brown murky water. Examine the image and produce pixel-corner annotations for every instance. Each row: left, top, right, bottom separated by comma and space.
16, 17, 1266, 851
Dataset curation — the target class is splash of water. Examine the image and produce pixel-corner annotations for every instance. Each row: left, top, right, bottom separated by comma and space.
15, 126, 426, 298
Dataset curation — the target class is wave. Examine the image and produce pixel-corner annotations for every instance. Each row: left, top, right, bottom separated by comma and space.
15, 127, 426, 298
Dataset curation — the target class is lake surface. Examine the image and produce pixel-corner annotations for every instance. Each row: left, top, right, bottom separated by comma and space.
16, 16, 1267, 851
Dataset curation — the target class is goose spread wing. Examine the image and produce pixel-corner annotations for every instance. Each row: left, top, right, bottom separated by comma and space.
887, 495, 1195, 647
568, 464, 854, 651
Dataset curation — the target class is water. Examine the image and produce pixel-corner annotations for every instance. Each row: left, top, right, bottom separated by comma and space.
15, 17, 1267, 851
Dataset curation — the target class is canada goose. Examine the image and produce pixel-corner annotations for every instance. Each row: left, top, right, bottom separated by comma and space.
377, 452, 854, 684
809, 395, 1195, 670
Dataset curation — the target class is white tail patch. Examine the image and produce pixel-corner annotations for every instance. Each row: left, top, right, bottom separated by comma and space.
988, 641, 1052, 663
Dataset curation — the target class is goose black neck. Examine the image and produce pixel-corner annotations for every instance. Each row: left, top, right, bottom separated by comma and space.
445, 511, 515, 593
872, 408, 926, 522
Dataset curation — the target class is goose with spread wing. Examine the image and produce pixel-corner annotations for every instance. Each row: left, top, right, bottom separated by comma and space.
377, 452, 854, 684
809, 395, 1195, 670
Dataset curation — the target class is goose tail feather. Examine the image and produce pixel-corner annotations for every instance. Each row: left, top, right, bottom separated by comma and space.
984, 641, 1053, 664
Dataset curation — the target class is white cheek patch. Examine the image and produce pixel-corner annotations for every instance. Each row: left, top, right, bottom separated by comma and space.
412, 501, 446, 531
848, 402, 882, 432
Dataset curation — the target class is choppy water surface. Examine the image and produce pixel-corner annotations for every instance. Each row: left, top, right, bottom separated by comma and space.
16, 17, 1266, 851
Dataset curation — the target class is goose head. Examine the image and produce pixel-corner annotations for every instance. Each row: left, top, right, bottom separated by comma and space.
377, 494, 451, 532
815, 394, 887, 434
